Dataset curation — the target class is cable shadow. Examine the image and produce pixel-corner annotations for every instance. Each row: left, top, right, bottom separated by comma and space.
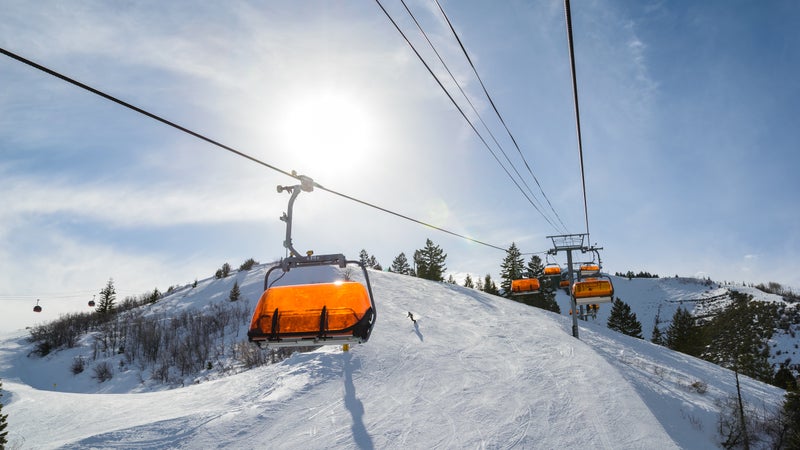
344, 352, 374, 450
414, 322, 424, 342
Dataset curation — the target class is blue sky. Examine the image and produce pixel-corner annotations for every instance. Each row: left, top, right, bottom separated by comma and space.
2, 0, 799, 321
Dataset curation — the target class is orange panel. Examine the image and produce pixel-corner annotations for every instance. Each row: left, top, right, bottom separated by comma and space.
511, 278, 540, 293
572, 279, 614, 298
580, 264, 600, 273
559, 280, 570, 288
249, 282, 371, 338
544, 266, 561, 276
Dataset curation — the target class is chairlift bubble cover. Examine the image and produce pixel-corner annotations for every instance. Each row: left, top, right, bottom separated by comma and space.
544, 265, 562, 276
579, 264, 601, 277
572, 278, 614, 305
511, 278, 540, 294
248, 281, 374, 343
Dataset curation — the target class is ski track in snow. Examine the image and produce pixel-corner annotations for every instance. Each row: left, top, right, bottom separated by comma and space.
0, 269, 789, 449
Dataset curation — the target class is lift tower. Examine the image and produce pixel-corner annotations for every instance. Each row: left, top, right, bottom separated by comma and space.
546, 233, 603, 339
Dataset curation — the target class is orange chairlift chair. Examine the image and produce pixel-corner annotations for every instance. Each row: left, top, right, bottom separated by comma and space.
573, 248, 613, 305
542, 262, 563, 290
572, 277, 614, 305
511, 277, 541, 295
543, 264, 562, 277
579, 263, 601, 278
248, 175, 377, 349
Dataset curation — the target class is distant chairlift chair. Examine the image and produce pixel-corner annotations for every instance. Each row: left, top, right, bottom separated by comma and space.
510, 278, 541, 296
572, 277, 614, 305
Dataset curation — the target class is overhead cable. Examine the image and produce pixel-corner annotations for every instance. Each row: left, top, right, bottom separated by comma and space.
563, 0, 591, 240
0, 46, 508, 253
374, 0, 562, 233
399, 0, 552, 225
434, 0, 570, 234
0, 48, 297, 182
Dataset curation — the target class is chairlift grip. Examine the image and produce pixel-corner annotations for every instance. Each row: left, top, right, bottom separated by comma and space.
277, 175, 314, 258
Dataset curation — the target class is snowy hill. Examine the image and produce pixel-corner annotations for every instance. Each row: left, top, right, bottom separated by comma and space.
555, 275, 800, 371
0, 268, 790, 449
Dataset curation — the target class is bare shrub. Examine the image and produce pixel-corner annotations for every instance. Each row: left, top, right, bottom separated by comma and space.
91, 361, 114, 383
152, 362, 171, 383
233, 341, 268, 369
70, 356, 85, 375
691, 380, 708, 394
717, 394, 783, 449
30, 290, 256, 387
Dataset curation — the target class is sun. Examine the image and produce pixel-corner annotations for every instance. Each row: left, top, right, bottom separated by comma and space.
278, 89, 376, 180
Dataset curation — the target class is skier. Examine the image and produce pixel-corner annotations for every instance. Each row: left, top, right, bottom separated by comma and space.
407, 311, 416, 323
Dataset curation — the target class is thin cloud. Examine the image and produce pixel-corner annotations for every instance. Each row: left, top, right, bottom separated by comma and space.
1, 171, 273, 229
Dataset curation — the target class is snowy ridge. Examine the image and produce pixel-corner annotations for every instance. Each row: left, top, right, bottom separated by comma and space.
0, 269, 789, 449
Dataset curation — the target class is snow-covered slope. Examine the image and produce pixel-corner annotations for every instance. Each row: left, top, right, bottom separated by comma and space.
0, 269, 788, 449
554, 276, 725, 340
557, 276, 800, 370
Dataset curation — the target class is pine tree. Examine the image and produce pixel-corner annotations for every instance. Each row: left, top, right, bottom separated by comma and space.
526, 255, 544, 279
651, 322, 665, 346
701, 291, 776, 383
97, 278, 116, 316
148, 288, 160, 304
606, 298, 643, 339
359, 249, 370, 267
651, 304, 665, 345
519, 290, 560, 314
413, 250, 423, 278
238, 258, 258, 271
463, 274, 474, 289
499, 243, 525, 297
774, 367, 798, 391
414, 239, 447, 281
781, 389, 800, 449
482, 274, 499, 295
367, 255, 382, 271
447, 274, 456, 284
229, 280, 241, 302
665, 306, 700, 356
0, 379, 8, 448
215, 262, 232, 279
390, 252, 412, 275
541, 292, 561, 313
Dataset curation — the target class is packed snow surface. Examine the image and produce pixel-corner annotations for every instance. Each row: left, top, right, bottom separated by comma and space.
0, 269, 788, 449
